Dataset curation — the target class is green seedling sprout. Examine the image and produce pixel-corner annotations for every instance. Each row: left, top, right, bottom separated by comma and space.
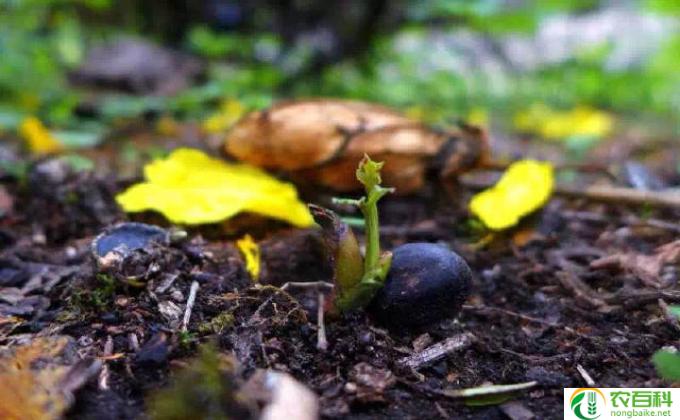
312, 155, 394, 313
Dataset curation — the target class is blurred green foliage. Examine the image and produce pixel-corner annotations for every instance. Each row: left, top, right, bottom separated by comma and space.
0, 0, 677, 133
0, 0, 101, 125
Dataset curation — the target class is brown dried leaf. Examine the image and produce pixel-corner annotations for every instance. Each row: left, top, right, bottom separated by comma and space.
591, 240, 680, 288
0, 336, 100, 420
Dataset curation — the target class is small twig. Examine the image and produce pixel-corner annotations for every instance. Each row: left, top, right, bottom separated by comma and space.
576, 363, 596, 386
463, 304, 561, 328
435, 402, 450, 419
557, 185, 680, 209
605, 289, 680, 307
562, 210, 680, 234
500, 348, 571, 364
98, 335, 113, 391
397, 333, 475, 370
182, 281, 199, 332
128, 333, 140, 352
280, 281, 334, 292
317, 293, 328, 351
556, 271, 611, 310
258, 331, 271, 368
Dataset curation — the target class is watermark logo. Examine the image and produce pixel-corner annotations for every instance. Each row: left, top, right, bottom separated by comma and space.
565, 388, 677, 419
570, 388, 606, 420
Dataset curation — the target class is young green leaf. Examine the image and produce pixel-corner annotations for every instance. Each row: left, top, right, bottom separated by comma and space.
653, 350, 680, 381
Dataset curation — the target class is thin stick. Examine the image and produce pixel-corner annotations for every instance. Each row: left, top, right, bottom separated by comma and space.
98, 335, 113, 391
128, 333, 140, 352
317, 293, 328, 351
557, 185, 680, 209
576, 363, 596, 386
562, 210, 680, 234
182, 281, 199, 332
281, 281, 334, 291
463, 304, 561, 328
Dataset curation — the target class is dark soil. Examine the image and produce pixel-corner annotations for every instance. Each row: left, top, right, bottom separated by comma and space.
1, 134, 679, 419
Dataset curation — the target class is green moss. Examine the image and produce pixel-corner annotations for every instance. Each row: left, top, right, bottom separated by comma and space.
198, 313, 235, 335
148, 344, 255, 420
68, 273, 116, 312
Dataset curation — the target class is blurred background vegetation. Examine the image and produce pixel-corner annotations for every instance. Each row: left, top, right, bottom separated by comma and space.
0, 0, 678, 134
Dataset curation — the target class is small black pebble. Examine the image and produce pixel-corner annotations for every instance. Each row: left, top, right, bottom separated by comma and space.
369, 243, 471, 329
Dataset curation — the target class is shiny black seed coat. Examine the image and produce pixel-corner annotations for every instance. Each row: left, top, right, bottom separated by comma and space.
370, 243, 471, 329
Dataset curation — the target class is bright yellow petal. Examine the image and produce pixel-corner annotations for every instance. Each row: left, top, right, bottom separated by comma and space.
236, 234, 261, 280
470, 160, 554, 230
19, 117, 64, 154
116, 148, 313, 227
514, 104, 613, 140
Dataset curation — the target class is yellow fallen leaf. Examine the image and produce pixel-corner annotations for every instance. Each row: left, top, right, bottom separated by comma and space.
236, 234, 261, 280
116, 148, 313, 227
19, 116, 64, 154
513, 104, 613, 140
470, 160, 554, 230
466, 107, 489, 127
202, 99, 246, 134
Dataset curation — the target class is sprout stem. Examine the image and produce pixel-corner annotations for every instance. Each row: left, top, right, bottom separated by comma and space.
332, 155, 394, 312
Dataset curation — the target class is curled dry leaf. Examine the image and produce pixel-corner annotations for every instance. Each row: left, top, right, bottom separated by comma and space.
224, 99, 488, 193
0, 336, 101, 420
590, 240, 680, 288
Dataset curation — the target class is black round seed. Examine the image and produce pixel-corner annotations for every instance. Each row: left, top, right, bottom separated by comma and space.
369, 243, 472, 329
